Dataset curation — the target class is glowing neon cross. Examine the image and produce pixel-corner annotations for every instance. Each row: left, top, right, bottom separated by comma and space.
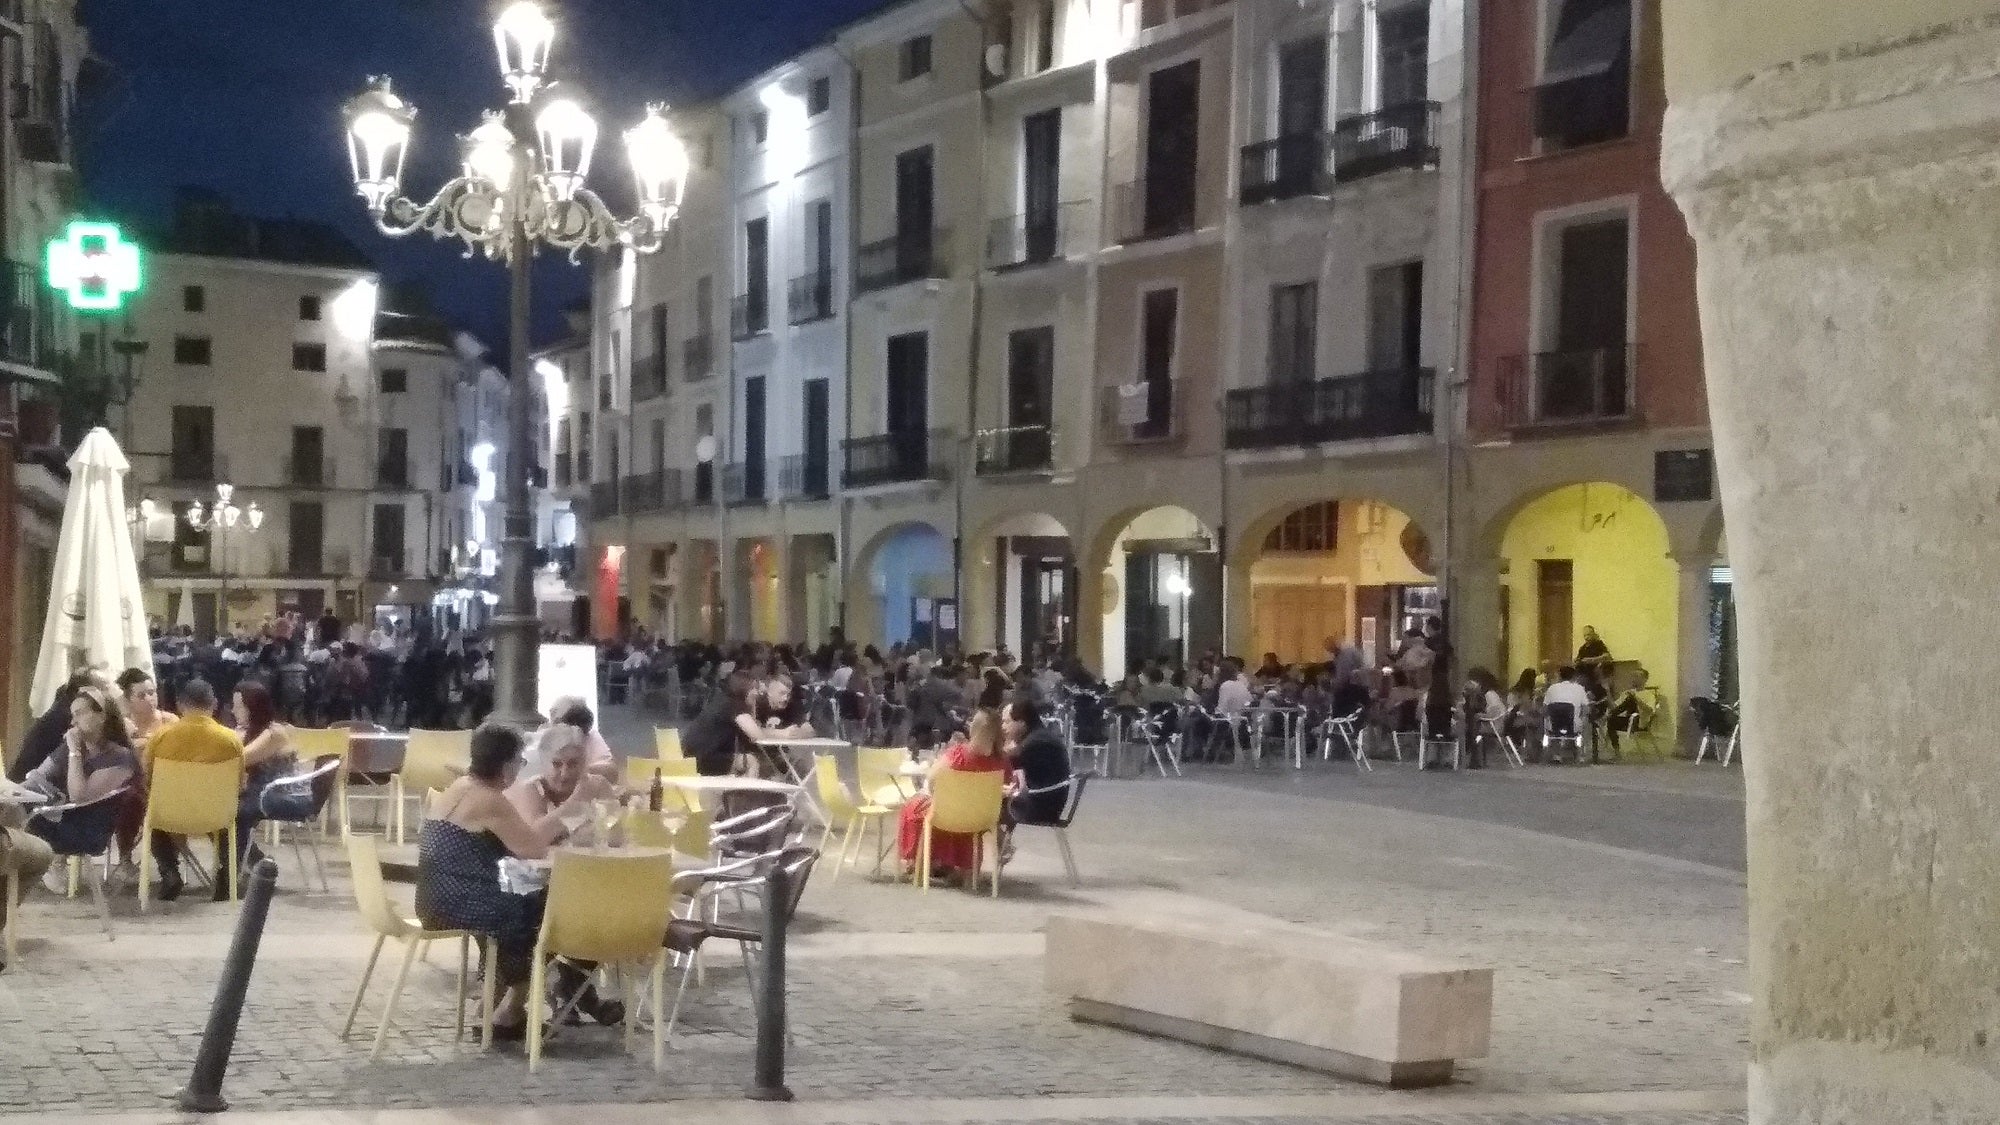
46, 220, 142, 313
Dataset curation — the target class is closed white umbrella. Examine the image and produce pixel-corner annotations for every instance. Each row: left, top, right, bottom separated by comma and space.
29, 427, 152, 711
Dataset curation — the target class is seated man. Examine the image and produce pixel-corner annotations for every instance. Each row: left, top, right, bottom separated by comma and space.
144, 678, 246, 902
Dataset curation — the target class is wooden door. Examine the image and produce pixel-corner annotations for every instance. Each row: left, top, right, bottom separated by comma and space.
1253, 584, 1344, 665
1536, 559, 1574, 670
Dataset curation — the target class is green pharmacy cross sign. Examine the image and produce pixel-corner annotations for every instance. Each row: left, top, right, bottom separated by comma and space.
46, 220, 141, 313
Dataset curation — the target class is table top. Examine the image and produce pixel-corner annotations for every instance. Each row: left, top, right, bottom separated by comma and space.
660, 775, 801, 795
0, 780, 46, 806
753, 736, 851, 751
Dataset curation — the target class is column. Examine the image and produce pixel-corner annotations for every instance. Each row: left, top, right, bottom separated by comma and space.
1673, 553, 1714, 710
1662, 14, 2000, 1121
1448, 555, 1503, 680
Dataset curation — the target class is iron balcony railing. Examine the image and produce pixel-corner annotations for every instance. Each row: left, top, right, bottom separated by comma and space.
1110, 177, 1197, 244
841, 429, 952, 489
375, 457, 413, 489
632, 353, 669, 401
1119, 0, 1228, 36
856, 229, 947, 293
986, 202, 1086, 270
553, 451, 572, 489
0, 257, 66, 373
589, 478, 621, 516
681, 333, 714, 380
1224, 368, 1435, 450
1239, 133, 1329, 205
787, 270, 834, 325
776, 452, 832, 501
1098, 379, 1183, 444
1330, 100, 1440, 183
1497, 345, 1639, 430
281, 455, 335, 488
723, 460, 768, 506
369, 550, 408, 579
730, 292, 768, 340
624, 470, 666, 514
167, 451, 228, 484
975, 424, 1055, 474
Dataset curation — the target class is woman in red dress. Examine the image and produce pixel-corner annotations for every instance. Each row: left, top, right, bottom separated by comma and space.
897, 708, 1010, 880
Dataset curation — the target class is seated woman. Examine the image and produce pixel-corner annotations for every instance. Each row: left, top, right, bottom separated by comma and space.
226, 682, 297, 900
1002, 698, 1071, 826
4, 686, 140, 896
1605, 669, 1657, 750
526, 696, 617, 782
418, 724, 618, 1039
895, 709, 1010, 883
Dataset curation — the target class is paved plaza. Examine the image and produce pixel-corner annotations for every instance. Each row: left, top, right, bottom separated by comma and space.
0, 709, 1749, 1125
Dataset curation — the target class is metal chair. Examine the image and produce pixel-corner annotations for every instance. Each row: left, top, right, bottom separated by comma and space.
1417, 703, 1460, 771
1542, 702, 1587, 765
1481, 716, 1527, 768
1013, 771, 1090, 886
1319, 708, 1371, 771
29, 787, 130, 942
1689, 698, 1741, 765
1132, 703, 1183, 778
259, 756, 345, 893
661, 844, 818, 1049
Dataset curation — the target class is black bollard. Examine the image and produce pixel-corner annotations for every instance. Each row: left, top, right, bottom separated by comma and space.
746, 860, 794, 1102
175, 857, 278, 1113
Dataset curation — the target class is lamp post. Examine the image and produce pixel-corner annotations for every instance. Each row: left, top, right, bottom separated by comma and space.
340, 1, 687, 728
184, 484, 264, 640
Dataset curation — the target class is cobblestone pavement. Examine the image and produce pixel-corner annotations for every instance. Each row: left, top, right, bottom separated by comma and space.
0, 707, 1748, 1121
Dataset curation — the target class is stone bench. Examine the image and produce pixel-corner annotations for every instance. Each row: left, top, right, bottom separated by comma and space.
1044, 912, 1492, 1088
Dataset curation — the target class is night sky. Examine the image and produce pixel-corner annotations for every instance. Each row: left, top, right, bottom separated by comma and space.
78, 0, 886, 356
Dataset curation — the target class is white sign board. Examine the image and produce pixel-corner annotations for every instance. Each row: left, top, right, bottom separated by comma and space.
537, 643, 601, 721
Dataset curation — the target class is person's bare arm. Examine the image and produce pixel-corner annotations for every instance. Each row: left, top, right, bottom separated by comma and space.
482, 789, 553, 861
242, 726, 290, 769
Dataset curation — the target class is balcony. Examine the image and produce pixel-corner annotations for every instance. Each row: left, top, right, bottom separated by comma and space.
282, 455, 335, 488
1099, 380, 1183, 444
1498, 346, 1637, 430
1330, 101, 1439, 182
681, 333, 714, 381
1224, 368, 1434, 451
624, 470, 666, 514
368, 550, 409, 579
1239, 134, 1328, 205
0, 257, 68, 374
723, 460, 767, 506
691, 461, 715, 504
166, 451, 225, 484
986, 203, 1085, 270
632, 353, 669, 402
787, 270, 834, 325
842, 429, 951, 489
730, 293, 768, 340
1119, 0, 1228, 36
975, 424, 1055, 475
554, 450, 572, 489
589, 478, 621, 516
856, 229, 947, 294
776, 453, 831, 501
1110, 178, 1196, 244
375, 457, 413, 490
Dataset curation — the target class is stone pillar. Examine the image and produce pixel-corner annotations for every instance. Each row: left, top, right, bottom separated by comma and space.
1662, 17, 2000, 1122
1449, 555, 1503, 681
1673, 553, 1714, 709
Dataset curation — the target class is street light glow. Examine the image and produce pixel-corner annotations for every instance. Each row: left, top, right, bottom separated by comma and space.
494, 2, 555, 102
462, 116, 516, 188
342, 79, 415, 210
535, 98, 597, 201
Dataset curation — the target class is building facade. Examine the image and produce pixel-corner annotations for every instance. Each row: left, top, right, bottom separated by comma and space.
114, 195, 468, 640
565, 0, 1728, 733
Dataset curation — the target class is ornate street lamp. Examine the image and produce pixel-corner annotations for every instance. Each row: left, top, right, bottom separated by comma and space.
184, 484, 264, 639
340, 1, 686, 728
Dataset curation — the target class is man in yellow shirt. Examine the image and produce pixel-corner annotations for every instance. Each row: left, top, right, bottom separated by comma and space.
145, 678, 244, 902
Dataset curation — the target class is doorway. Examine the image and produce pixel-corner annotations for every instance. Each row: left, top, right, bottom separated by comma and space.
1536, 558, 1574, 669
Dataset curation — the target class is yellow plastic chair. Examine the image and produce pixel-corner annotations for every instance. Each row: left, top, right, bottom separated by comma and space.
340, 833, 491, 1060
139, 757, 244, 912
653, 728, 686, 761
649, 758, 703, 814
527, 848, 677, 1072
920, 768, 1006, 897
856, 747, 913, 809
395, 730, 472, 844
286, 728, 352, 834
814, 754, 893, 882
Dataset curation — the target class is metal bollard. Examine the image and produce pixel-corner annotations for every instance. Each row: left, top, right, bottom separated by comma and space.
746, 860, 794, 1102
175, 857, 278, 1113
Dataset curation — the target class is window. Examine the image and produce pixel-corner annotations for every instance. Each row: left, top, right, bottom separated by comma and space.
289, 426, 325, 486
1034, 0, 1058, 73
1367, 262, 1424, 371
371, 504, 407, 574
1534, 0, 1631, 148
1376, 1, 1430, 107
749, 111, 768, 146
378, 366, 408, 393
1267, 282, 1317, 382
898, 34, 933, 81
1263, 502, 1339, 553
169, 405, 215, 481
377, 427, 410, 487
1532, 210, 1631, 421
173, 335, 212, 366
182, 285, 205, 313
288, 502, 325, 574
291, 342, 326, 372
298, 295, 322, 321
807, 75, 832, 116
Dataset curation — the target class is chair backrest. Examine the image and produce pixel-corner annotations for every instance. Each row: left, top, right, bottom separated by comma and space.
37, 787, 130, 857
1545, 701, 1579, 736
927, 768, 1005, 835
401, 729, 472, 793
539, 848, 677, 964
671, 809, 713, 861
1054, 772, 1089, 826
343, 832, 413, 939
289, 727, 351, 765
653, 727, 685, 760
856, 747, 907, 802
147, 757, 244, 836
814, 755, 858, 819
